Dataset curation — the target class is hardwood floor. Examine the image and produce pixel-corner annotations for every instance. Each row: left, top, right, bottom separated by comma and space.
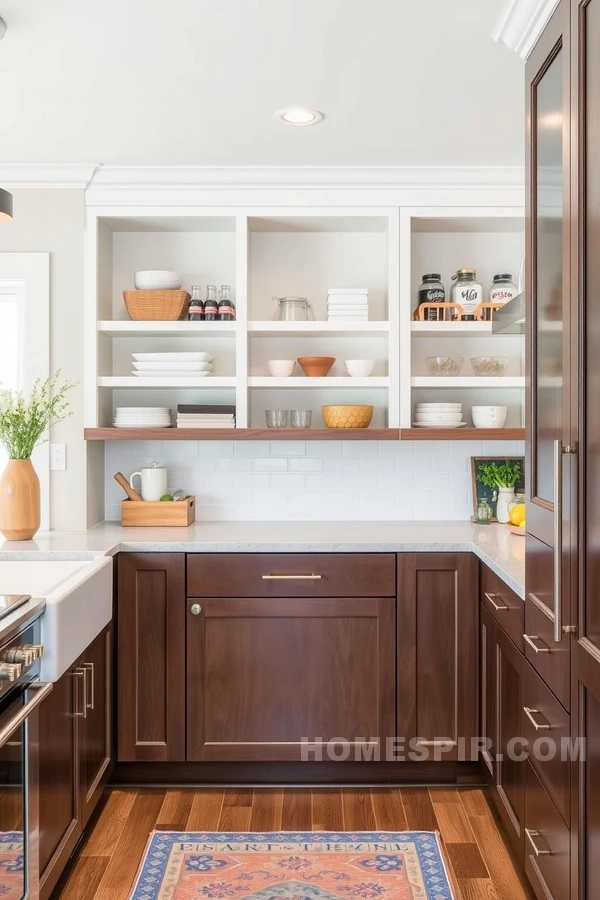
54, 787, 533, 900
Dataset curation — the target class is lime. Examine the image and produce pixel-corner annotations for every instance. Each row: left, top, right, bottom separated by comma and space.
160, 494, 173, 501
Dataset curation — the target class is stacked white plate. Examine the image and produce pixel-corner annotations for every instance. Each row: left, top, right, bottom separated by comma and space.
114, 407, 172, 428
414, 402, 466, 428
131, 351, 214, 377
134, 270, 182, 290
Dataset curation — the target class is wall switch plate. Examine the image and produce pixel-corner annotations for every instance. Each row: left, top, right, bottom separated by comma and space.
50, 443, 66, 471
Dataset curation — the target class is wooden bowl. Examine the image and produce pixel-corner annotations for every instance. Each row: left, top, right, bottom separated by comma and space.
507, 524, 526, 536
297, 356, 335, 377
322, 405, 374, 429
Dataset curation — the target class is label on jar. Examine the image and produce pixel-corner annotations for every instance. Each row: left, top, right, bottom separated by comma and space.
418, 286, 445, 321
457, 284, 483, 317
490, 286, 517, 305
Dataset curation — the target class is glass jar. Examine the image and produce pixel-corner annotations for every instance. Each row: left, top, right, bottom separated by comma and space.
272, 296, 315, 322
451, 268, 483, 321
417, 273, 445, 321
486, 273, 518, 320
475, 497, 493, 524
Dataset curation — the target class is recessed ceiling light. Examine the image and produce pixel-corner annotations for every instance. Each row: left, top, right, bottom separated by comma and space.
274, 107, 324, 126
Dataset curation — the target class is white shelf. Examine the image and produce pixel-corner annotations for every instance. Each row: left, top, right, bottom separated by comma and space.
410, 321, 500, 337
97, 321, 236, 337
98, 376, 236, 388
248, 376, 390, 388
411, 376, 525, 388
248, 320, 390, 337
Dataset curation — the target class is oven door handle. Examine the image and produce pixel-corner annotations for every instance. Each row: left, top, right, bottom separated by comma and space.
0, 682, 53, 748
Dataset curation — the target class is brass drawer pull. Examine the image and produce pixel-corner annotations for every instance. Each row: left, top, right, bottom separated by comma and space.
523, 634, 550, 653
523, 707, 551, 730
485, 592, 509, 611
82, 662, 95, 710
525, 828, 552, 857
73, 668, 87, 719
262, 574, 322, 581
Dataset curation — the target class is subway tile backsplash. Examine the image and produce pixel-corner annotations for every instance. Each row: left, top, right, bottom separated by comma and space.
105, 440, 525, 522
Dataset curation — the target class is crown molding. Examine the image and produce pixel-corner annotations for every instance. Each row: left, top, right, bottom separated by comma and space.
0, 164, 99, 188
88, 165, 525, 190
494, 0, 560, 59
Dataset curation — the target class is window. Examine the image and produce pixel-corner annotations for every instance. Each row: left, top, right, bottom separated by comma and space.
0, 254, 50, 530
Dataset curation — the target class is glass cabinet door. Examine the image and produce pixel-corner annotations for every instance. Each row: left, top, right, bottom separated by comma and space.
526, 6, 570, 549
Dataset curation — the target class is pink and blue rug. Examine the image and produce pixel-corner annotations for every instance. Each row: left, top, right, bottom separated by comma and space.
130, 831, 455, 900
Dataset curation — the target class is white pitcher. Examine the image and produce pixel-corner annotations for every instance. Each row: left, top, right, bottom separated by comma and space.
130, 465, 168, 502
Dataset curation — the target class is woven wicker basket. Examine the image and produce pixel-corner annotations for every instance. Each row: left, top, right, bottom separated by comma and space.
123, 290, 190, 321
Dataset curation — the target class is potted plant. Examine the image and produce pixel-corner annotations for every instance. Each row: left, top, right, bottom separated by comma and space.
0, 372, 75, 540
476, 459, 523, 524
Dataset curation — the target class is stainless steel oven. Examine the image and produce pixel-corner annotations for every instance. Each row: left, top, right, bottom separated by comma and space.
0, 595, 50, 900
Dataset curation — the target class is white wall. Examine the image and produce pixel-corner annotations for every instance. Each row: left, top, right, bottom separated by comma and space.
105, 439, 525, 522
0, 189, 86, 530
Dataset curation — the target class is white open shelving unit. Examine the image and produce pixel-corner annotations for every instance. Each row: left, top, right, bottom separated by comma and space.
84, 203, 525, 439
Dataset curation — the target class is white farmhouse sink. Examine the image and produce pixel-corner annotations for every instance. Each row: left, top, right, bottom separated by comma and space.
0, 557, 113, 681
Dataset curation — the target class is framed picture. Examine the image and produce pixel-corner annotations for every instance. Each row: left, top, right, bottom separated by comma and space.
470, 457, 525, 520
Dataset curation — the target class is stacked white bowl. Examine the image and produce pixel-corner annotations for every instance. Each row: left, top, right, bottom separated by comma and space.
133, 270, 182, 290
414, 402, 465, 428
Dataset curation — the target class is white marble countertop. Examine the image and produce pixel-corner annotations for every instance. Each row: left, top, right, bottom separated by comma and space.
0, 521, 525, 598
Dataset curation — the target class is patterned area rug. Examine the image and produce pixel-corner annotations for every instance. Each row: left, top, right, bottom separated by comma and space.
0, 832, 24, 900
130, 831, 455, 900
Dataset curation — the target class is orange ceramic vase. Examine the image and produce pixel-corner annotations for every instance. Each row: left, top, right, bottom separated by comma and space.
0, 459, 41, 540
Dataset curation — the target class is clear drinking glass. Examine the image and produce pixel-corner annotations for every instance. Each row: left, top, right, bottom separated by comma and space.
266, 410, 288, 428
290, 410, 312, 428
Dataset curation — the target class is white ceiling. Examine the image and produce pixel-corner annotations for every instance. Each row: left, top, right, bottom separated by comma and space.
0, 0, 524, 168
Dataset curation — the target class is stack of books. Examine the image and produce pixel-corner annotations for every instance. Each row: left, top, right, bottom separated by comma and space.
327, 288, 369, 321
176, 404, 236, 429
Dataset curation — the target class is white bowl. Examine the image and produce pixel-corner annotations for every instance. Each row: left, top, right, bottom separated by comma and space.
416, 402, 462, 409
415, 412, 464, 423
134, 270, 182, 290
268, 359, 296, 377
345, 359, 375, 377
471, 405, 508, 428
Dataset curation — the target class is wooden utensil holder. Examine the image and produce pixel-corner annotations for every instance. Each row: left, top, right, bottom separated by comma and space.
121, 496, 195, 527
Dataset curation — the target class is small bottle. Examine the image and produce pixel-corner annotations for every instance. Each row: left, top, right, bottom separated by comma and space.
218, 284, 236, 321
486, 273, 518, 320
451, 268, 483, 321
204, 285, 218, 321
417, 274, 445, 322
188, 285, 204, 321
475, 497, 492, 524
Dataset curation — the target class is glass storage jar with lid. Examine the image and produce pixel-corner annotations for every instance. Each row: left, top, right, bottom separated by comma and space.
450, 268, 483, 321
272, 296, 315, 321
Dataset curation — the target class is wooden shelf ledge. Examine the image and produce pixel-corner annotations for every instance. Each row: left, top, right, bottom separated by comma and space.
84, 427, 525, 442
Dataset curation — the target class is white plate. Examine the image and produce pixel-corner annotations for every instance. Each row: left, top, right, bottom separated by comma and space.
114, 423, 172, 429
416, 403, 462, 409
132, 371, 213, 378
412, 422, 467, 428
132, 352, 213, 362
115, 407, 171, 412
133, 361, 213, 371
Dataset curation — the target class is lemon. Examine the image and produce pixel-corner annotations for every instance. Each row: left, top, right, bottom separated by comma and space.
160, 494, 173, 502
509, 503, 526, 526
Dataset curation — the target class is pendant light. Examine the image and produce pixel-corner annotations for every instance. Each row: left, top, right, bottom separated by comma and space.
0, 189, 13, 222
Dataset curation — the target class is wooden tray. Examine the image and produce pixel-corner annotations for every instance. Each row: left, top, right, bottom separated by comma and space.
121, 496, 195, 527
507, 523, 526, 536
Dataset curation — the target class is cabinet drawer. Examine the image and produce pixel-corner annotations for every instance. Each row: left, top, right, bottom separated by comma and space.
481, 564, 524, 650
524, 761, 570, 900
523, 661, 570, 825
187, 553, 396, 598
525, 534, 570, 710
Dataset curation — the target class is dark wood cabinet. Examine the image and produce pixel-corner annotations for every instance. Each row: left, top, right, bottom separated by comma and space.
117, 553, 185, 762
493, 619, 526, 861
38, 625, 112, 900
397, 553, 478, 762
38, 663, 79, 900
186, 594, 396, 762
78, 627, 112, 828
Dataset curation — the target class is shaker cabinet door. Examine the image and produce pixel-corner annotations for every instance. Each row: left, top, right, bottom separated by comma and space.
397, 553, 478, 761
186, 595, 396, 762
117, 553, 186, 761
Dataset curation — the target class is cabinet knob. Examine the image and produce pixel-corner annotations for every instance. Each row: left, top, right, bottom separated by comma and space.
0, 662, 23, 681
190, 603, 202, 616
